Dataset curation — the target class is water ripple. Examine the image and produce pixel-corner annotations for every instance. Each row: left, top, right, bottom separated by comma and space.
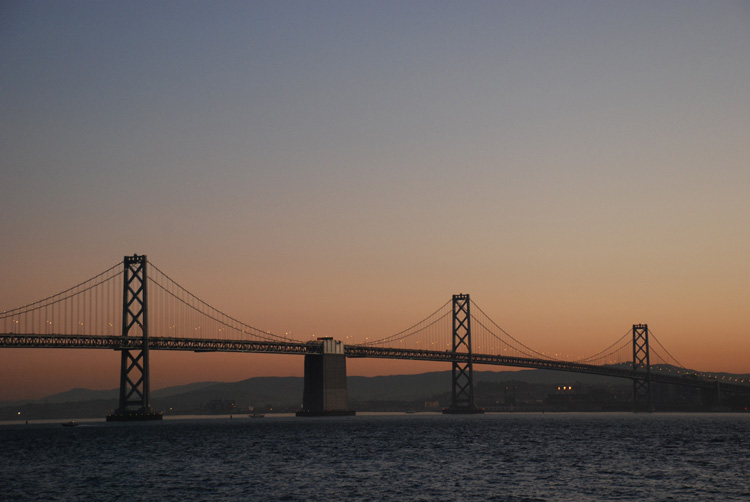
1, 413, 749, 501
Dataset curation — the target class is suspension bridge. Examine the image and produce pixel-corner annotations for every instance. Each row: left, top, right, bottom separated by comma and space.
2, 255, 748, 419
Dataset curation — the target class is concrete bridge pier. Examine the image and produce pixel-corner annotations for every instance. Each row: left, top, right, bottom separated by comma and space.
296, 338, 355, 417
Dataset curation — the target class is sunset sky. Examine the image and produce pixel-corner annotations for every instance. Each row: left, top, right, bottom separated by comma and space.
1, 1, 749, 401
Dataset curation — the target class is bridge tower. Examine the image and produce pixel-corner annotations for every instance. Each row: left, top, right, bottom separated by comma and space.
443, 294, 484, 414
632, 323, 652, 412
107, 255, 162, 421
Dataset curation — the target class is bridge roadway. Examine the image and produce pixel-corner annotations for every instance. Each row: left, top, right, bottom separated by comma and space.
2, 333, 748, 395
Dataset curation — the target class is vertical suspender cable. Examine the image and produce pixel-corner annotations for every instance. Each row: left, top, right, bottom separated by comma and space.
96, 279, 100, 335
87, 284, 91, 335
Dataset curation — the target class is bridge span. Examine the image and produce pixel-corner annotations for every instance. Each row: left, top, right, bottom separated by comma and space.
2, 254, 749, 419
1, 333, 746, 399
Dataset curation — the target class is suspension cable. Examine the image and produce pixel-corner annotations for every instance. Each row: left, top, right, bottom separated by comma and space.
361, 299, 451, 346
148, 263, 293, 342
576, 329, 632, 363
365, 310, 451, 346
649, 328, 687, 369
0, 261, 122, 317
0, 268, 121, 319
470, 300, 552, 360
470, 314, 552, 359
148, 279, 288, 342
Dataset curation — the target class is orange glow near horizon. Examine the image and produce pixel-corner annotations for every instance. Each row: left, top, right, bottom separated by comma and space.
1, 282, 748, 402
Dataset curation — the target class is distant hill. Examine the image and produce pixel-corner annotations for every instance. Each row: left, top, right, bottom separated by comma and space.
156, 376, 305, 411
34, 387, 118, 404
348, 369, 627, 401
3, 367, 747, 420
8, 366, 747, 407
3, 381, 222, 406
1, 368, 632, 417
4, 368, 626, 406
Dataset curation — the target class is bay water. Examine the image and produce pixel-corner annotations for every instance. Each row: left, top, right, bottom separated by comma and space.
2, 413, 748, 501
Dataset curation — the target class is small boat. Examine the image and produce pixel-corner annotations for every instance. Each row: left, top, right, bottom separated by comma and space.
62, 421, 78, 427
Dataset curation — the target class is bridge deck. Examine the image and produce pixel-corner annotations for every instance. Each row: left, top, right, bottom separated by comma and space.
2, 333, 747, 394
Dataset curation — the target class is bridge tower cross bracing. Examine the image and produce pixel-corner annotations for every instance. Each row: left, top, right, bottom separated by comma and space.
632, 323, 652, 412
107, 254, 161, 421
443, 294, 484, 414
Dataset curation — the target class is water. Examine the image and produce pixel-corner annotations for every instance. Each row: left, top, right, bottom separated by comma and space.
2, 413, 749, 501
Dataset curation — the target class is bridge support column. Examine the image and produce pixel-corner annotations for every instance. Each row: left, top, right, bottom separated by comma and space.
632, 323, 652, 412
296, 338, 355, 417
107, 255, 162, 421
443, 294, 483, 414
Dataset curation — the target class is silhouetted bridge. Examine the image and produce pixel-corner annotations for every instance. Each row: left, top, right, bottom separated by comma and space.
2, 255, 748, 419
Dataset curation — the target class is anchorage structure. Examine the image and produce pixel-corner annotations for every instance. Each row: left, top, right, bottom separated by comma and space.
632, 323, 652, 412
443, 294, 483, 414
297, 337, 355, 416
107, 255, 162, 421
